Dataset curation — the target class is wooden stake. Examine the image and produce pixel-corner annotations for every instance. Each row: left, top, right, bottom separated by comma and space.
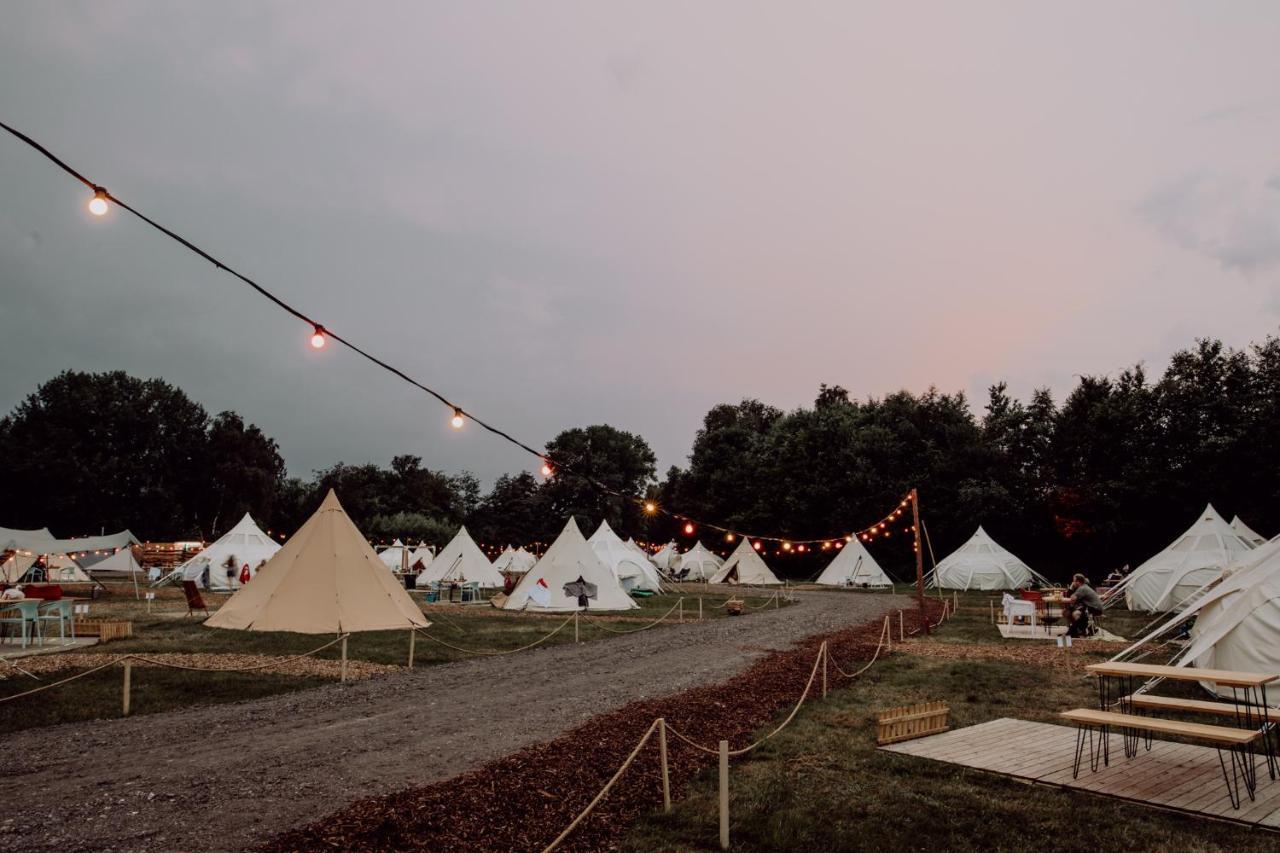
911, 488, 928, 635
698, 597, 703, 621
679, 598, 684, 624
658, 718, 672, 813
990, 598, 995, 624
121, 661, 132, 716
719, 740, 730, 850
898, 610, 905, 643
408, 629, 416, 669
885, 615, 891, 651
821, 643, 828, 699
340, 635, 349, 682
574, 611, 580, 643
774, 590, 780, 609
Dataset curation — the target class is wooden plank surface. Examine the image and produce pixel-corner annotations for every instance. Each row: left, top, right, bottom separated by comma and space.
880, 718, 1280, 830
1085, 661, 1279, 687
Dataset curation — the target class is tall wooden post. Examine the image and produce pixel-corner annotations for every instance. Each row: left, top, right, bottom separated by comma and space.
718, 740, 730, 850
911, 488, 928, 636
821, 642, 828, 699
408, 629, 416, 669
340, 635, 349, 682
121, 661, 132, 716
658, 719, 672, 813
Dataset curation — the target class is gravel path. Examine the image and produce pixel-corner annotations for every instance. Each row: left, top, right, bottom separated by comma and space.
0, 591, 906, 852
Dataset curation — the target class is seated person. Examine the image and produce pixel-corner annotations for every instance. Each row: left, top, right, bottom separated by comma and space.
1064, 573, 1103, 637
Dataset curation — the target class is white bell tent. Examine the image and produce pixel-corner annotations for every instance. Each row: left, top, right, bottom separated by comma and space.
206, 490, 430, 634
503, 518, 637, 612
493, 546, 537, 575
415, 526, 504, 588
1124, 504, 1255, 612
178, 513, 281, 591
708, 539, 782, 585
0, 552, 37, 584
378, 539, 411, 571
588, 521, 663, 593
408, 542, 435, 572
76, 547, 144, 576
928, 527, 1045, 591
651, 542, 679, 571
815, 538, 892, 588
673, 542, 723, 581
1231, 516, 1267, 548
625, 537, 651, 562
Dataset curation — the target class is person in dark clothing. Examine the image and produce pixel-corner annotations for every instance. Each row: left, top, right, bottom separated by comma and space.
1065, 573, 1103, 637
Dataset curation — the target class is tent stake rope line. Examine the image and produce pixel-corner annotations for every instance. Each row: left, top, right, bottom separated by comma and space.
412, 613, 575, 656
0, 633, 351, 705
543, 608, 910, 851
582, 599, 686, 635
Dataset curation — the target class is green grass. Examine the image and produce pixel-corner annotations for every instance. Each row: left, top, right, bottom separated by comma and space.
0, 591, 787, 734
623, 593, 1273, 852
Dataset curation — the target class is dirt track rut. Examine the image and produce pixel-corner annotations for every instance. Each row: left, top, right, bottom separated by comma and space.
0, 590, 907, 852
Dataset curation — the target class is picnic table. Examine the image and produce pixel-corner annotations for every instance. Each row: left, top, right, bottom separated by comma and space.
1063, 661, 1280, 808
0, 596, 85, 648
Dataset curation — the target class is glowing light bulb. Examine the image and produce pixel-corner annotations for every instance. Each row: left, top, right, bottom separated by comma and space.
683, 522, 694, 535
310, 325, 326, 349
725, 532, 735, 542
541, 463, 553, 476
753, 541, 763, 551
643, 501, 657, 514
451, 408, 465, 429
88, 189, 109, 216
782, 542, 792, 551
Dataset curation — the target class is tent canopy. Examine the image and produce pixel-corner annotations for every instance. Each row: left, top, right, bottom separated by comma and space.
1231, 516, 1268, 548
929, 526, 1044, 591
493, 546, 537, 575
503, 518, 638, 612
415, 526, 503, 587
708, 539, 782, 585
206, 490, 430, 634
179, 513, 281, 590
378, 539, 410, 571
1124, 504, 1254, 612
816, 538, 891, 587
651, 542, 679, 571
673, 542, 723, 581
0, 527, 140, 556
589, 521, 663, 592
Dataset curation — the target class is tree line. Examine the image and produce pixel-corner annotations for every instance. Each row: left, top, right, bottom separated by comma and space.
2, 333, 1277, 581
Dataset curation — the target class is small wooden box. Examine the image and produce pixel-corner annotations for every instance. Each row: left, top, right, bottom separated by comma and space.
74, 619, 134, 642
725, 599, 744, 616
876, 701, 950, 745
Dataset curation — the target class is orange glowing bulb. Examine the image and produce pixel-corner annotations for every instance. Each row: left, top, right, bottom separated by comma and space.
450, 408, 465, 429
88, 189, 109, 216
310, 326, 326, 349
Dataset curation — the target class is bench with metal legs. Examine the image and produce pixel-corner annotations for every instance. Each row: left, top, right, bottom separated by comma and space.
1061, 709, 1264, 810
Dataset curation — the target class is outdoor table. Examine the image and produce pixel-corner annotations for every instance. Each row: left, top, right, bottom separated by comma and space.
1085, 661, 1280, 791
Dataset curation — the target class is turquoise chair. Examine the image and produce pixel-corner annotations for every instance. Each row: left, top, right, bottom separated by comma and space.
0, 599, 43, 648
37, 599, 76, 644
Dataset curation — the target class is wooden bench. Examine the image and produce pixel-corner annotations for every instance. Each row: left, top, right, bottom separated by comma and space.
1061, 708, 1263, 809
1122, 693, 1279, 723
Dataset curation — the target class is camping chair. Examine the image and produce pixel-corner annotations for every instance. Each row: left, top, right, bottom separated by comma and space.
459, 581, 480, 604
37, 599, 76, 644
182, 581, 209, 617
0, 599, 43, 647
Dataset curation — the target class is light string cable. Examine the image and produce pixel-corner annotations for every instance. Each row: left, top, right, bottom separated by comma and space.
0, 120, 911, 545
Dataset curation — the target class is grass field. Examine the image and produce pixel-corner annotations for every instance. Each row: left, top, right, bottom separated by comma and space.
0, 585, 788, 735
623, 590, 1274, 852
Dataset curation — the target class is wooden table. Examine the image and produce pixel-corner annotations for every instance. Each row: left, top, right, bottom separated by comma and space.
1086, 661, 1280, 794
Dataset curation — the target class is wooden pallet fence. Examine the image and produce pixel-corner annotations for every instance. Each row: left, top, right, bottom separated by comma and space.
876, 701, 950, 745
73, 619, 134, 642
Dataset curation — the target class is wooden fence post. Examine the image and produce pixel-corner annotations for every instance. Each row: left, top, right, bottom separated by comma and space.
121, 660, 132, 716
340, 635, 349, 682
574, 611, 580, 644
719, 740, 730, 850
679, 598, 684, 624
885, 616, 891, 651
699, 597, 703, 621
821, 643, 828, 699
898, 610, 904, 643
408, 629, 416, 669
659, 718, 672, 813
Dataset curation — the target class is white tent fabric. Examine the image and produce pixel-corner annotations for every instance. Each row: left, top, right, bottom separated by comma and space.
408, 543, 434, 571
45, 554, 91, 583
378, 539, 410, 571
625, 538, 651, 562
708, 539, 782, 585
1124, 504, 1255, 612
206, 490, 430, 634
929, 527, 1044, 591
81, 547, 144, 576
1231, 516, 1267, 548
178, 513, 281, 590
503, 518, 638, 612
673, 542, 723, 581
0, 527, 139, 556
651, 542, 678, 571
0, 552, 37, 584
492, 546, 536, 575
415, 526, 504, 588
589, 521, 663, 593
816, 538, 892, 587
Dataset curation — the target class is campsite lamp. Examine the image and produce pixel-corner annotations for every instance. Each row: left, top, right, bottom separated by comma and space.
683, 522, 695, 535
310, 325, 327, 349
450, 408, 465, 429
643, 501, 657, 514
88, 187, 109, 216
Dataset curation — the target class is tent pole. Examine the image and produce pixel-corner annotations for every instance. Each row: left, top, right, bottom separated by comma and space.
911, 488, 928, 635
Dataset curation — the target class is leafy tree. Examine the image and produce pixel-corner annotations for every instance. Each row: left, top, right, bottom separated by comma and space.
541, 425, 657, 537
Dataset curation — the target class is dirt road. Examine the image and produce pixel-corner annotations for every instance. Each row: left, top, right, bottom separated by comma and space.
0, 590, 906, 852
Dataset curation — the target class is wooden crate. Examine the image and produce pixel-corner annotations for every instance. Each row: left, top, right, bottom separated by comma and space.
876, 701, 950, 745
74, 619, 133, 642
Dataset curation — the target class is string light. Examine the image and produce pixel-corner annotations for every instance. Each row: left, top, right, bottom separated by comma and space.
725, 532, 735, 542
643, 501, 657, 515
88, 188, 108, 216
782, 542, 792, 551
540, 462, 553, 476
310, 325, 326, 349
683, 522, 694, 535
450, 408, 465, 429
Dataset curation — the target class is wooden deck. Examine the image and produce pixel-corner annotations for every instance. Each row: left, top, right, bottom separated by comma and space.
880, 717, 1280, 829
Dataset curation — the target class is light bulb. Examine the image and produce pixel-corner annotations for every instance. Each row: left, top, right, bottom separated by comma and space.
541, 463, 553, 476
451, 408, 465, 429
643, 501, 657, 514
753, 541, 763, 551
683, 522, 694, 535
88, 189, 109, 216
725, 532, 735, 542
310, 325, 326, 349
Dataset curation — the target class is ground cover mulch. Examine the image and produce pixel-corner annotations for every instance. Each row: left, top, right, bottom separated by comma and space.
901, 638, 1128, 670
262, 600, 941, 852
0, 652, 397, 681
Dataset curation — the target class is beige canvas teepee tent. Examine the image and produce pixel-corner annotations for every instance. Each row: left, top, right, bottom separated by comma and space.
415, 526, 503, 588
708, 539, 782, 585
503, 518, 638, 612
206, 490, 429, 634
816, 538, 891, 587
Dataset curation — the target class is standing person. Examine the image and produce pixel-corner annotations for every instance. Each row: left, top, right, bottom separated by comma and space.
239, 563, 251, 585
1065, 573, 1103, 637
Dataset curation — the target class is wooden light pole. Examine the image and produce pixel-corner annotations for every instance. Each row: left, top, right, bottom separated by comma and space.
911, 488, 928, 636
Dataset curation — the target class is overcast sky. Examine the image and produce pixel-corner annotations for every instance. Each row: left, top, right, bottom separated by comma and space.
3, 2, 1279, 486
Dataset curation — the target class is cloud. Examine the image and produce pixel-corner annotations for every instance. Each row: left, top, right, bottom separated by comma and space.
1139, 172, 1280, 274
